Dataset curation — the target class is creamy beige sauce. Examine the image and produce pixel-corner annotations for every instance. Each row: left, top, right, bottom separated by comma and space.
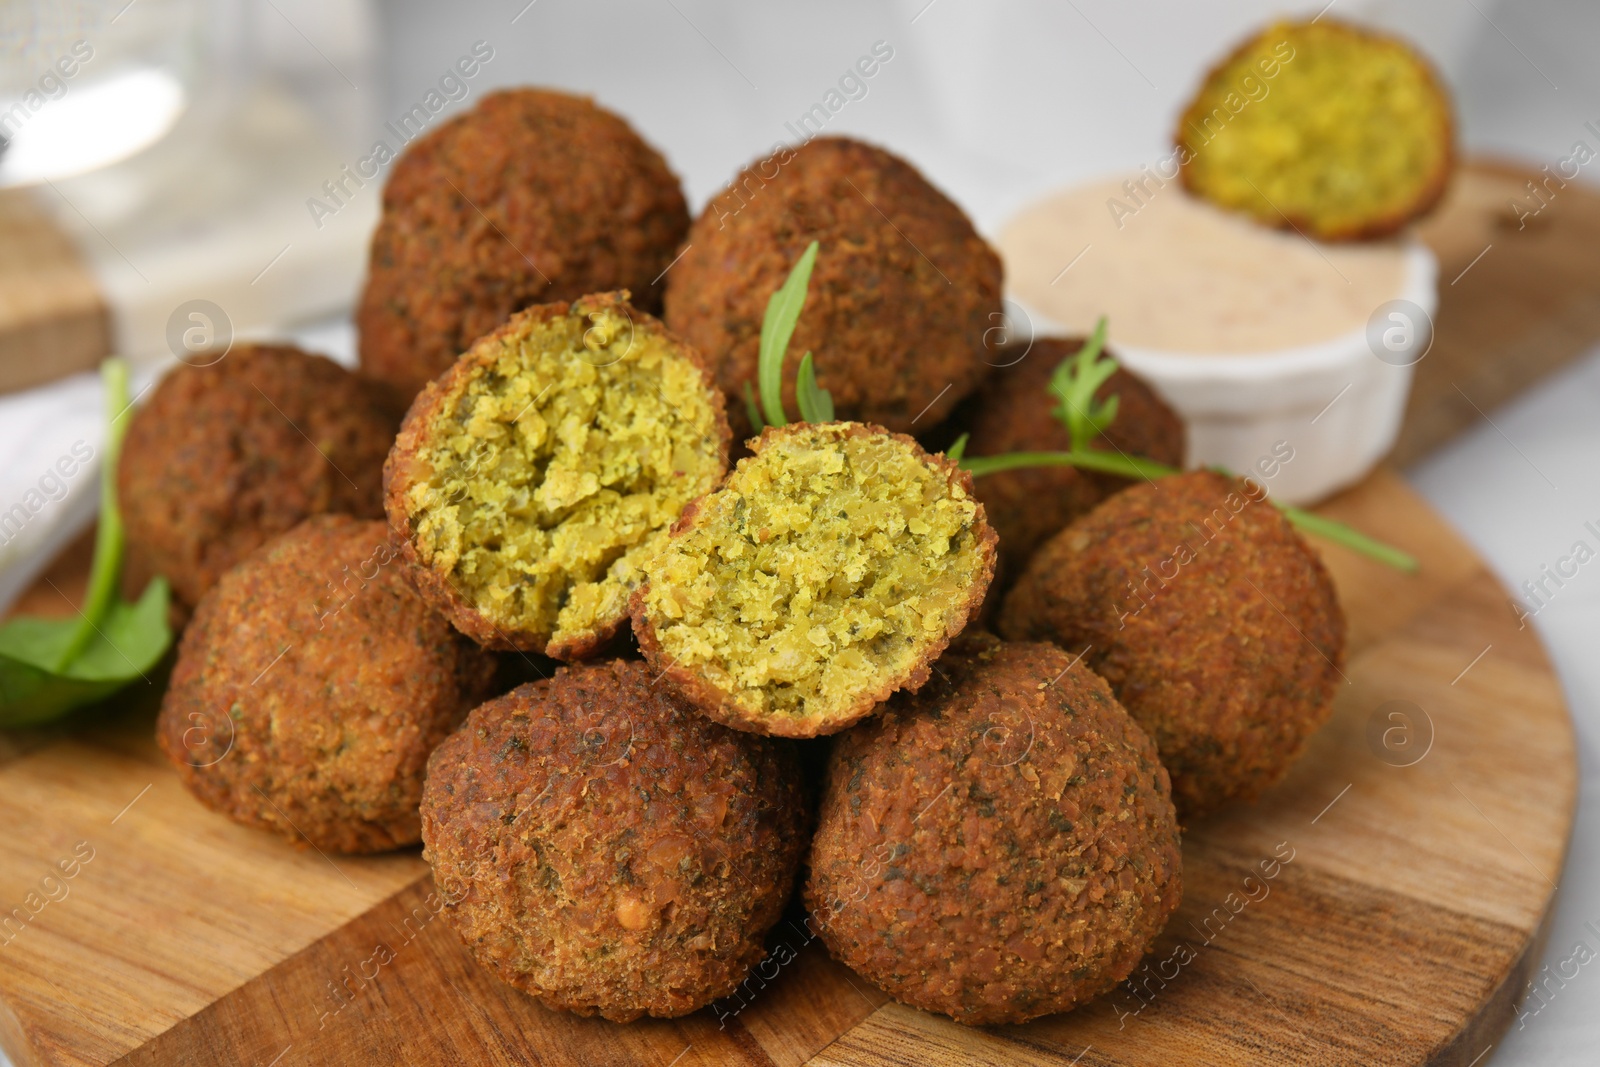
999, 174, 1409, 354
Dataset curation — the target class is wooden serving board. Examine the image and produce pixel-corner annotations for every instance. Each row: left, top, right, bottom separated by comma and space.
0, 472, 1575, 1067
0, 160, 1590, 1066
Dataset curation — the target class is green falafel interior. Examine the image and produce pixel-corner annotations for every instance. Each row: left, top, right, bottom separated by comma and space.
637, 422, 993, 735
398, 294, 727, 656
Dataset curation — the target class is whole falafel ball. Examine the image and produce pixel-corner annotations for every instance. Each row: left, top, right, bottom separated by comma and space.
384, 292, 730, 660
999, 470, 1346, 817
631, 421, 996, 738
664, 137, 1002, 434
357, 88, 691, 401
420, 659, 808, 1022
805, 633, 1181, 1025
119, 344, 398, 609
966, 337, 1185, 569
156, 516, 497, 853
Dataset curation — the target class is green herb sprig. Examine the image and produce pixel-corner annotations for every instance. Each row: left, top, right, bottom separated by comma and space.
0, 359, 172, 727
951, 322, 1419, 573
745, 240, 832, 431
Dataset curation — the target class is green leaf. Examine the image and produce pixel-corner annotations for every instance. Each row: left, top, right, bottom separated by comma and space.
757, 240, 821, 429
1049, 316, 1121, 452
945, 433, 969, 464
795, 351, 834, 423
743, 381, 767, 435
957, 444, 1417, 572
0, 578, 171, 727
0, 358, 173, 727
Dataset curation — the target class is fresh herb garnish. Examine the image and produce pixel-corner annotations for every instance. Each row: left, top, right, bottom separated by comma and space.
747, 240, 830, 431
0, 359, 172, 727
952, 322, 1419, 573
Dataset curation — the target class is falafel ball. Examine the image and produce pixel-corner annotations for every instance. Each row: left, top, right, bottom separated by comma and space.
806, 633, 1181, 1025
632, 421, 996, 738
357, 88, 691, 401
156, 515, 497, 853
420, 659, 808, 1022
663, 137, 1002, 434
119, 343, 397, 609
384, 292, 729, 660
966, 337, 1185, 569
999, 470, 1345, 817
1177, 18, 1453, 240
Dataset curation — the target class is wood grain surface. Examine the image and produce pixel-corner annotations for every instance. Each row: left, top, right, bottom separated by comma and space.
0, 190, 109, 396
0, 469, 1575, 1067
0, 160, 1589, 1066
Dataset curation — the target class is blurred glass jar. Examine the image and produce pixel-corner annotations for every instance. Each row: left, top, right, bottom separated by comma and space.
0, 0, 207, 186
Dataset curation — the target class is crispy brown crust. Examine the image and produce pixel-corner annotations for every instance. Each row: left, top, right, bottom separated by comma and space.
805, 633, 1182, 1025
664, 136, 1002, 435
999, 470, 1346, 818
967, 338, 1185, 572
155, 516, 498, 853
119, 344, 398, 609
384, 292, 731, 657
630, 421, 998, 738
1174, 17, 1455, 242
357, 88, 690, 401
419, 659, 809, 1021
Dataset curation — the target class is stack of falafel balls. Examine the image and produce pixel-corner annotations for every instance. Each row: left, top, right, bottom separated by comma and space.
135, 89, 1345, 1028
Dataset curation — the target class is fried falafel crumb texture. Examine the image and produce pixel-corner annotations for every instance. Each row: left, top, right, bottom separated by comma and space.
641, 424, 990, 727
405, 302, 724, 653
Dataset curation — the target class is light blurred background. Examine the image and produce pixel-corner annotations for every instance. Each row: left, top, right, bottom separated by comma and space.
2, 2, 1598, 1063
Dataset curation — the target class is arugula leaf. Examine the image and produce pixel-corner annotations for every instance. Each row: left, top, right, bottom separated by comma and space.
955, 318, 1420, 573
1049, 316, 1120, 452
0, 358, 172, 727
755, 240, 821, 429
743, 381, 767, 435
795, 351, 834, 423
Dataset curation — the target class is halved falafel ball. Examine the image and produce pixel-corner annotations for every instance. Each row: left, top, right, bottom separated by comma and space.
806, 633, 1181, 1025
119, 343, 397, 609
664, 137, 1002, 434
420, 659, 808, 1022
156, 516, 497, 853
967, 337, 1185, 570
1177, 18, 1453, 241
357, 88, 690, 401
999, 470, 1345, 818
384, 292, 729, 660
631, 421, 996, 738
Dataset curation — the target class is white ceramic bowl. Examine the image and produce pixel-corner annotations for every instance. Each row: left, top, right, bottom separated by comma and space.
1102, 239, 1439, 505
